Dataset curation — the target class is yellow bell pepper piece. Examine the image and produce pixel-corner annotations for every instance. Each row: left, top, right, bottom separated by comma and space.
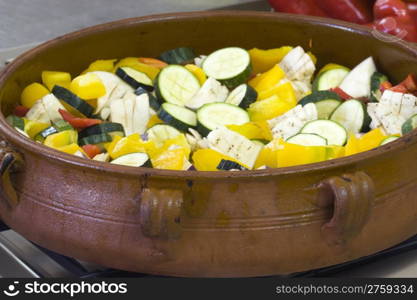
158, 134, 191, 158
254, 147, 277, 169
20, 83, 49, 108
277, 142, 327, 168
147, 114, 164, 129
185, 64, 207, 85
109, 134, 154, 159
326, 145, 345, 160
83, 59, 117, 74
307, 51, 317, 65
70, 73, 106, 100
358, 128, 387, 152
248, 46, 293, 75
41, 71, 71, 91
257, 81, 297, 106
103, 135, 122, 152
114, 57, 160, 80
56, 143, 85, 156
318, 63, 350, 75
152, 148, 187, 170
248, 94, 294, 121
192, 149, 246, 171
344, 134, 361, 156
44, 130, 78, 148
249, 65, 286, 93
24, 121, 50, 139
227, 121, 272, 141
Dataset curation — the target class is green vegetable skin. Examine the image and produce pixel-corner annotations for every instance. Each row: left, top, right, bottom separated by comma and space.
9, 44, 413, 170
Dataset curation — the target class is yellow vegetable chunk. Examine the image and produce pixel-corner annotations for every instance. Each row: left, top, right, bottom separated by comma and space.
103, 135, 122, 152
254, 147, 277, 169
44, 130, 78, 148
326, 145, 345, 160
83, 59, 117, 73
185, 64, 207, 85
24, 120, 50, 139
358, 128, 387, 152
20, 83, 49, 108
248, 94, 294, 121
70, 73, 106, 100
344, 134, 361, 156
318, 63, 350, 75
277, 142, 327, 168
41, 71, 71, 91
227, 121, 272, 141
159, 134, 191, 159
109, 134, 155, 159
57, 143, 85, 156
152, 148, 187, 170
146, 114, 164, 129
248, 46, 293, 74
307, 51, 317, 65
249, 65, 286, 93
114, 57, 160, 80
257, 81, 297, 106
192, 149, 245, 171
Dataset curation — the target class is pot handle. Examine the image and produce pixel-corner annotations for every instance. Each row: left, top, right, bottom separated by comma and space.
139, 188, 183, 240
316, 171, 374, 247
0, 140, 23, 209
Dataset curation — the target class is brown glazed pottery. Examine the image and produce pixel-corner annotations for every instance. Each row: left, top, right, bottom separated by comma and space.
0, 11, 417, 277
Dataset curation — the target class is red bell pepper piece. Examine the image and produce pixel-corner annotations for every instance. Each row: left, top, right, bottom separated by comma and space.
406, 2, 417, 24
138, 57, 168, 69
268, 0, 327, 17
390, 74, 417, 94
13, 105, 29, 117
81, 144, 102, 159
314, 0, 374, 24
58, 109, 102, 129
331, 87, 353, 100
373, 0, 417, 43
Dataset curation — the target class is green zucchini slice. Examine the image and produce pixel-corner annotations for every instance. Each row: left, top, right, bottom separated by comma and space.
225, 83, 258, 109
301, 120, 348, 146
159, 47, 196, 65
52, 85, 94, 117
116, 67, 153, 91
157, 103, 197, 132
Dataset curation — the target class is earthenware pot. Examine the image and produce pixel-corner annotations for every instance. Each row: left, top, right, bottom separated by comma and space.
0, 11, 417, 277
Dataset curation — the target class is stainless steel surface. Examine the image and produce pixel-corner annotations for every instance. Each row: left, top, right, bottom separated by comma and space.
0, 0, 416, 278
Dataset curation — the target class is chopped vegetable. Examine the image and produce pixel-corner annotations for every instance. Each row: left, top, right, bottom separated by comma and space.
58, 109, 102, 129
70, 73, 106, 100
82, 144, 103, 159
42, 71, 71, 91
21, 83, 50, 108
248, 46, 293, 74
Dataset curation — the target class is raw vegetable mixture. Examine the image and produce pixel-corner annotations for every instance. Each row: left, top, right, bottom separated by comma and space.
6, 45, 417, 171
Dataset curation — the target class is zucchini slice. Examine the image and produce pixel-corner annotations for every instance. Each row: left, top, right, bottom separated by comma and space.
159, 47, 196, 65
79, 122, 125, 139
155, 65, 201, 106
6, 115, 25, 130
225, 83, 257, 109
312, 68, 349, 91
301, 120, 348, 146
286, 133, 328, 146
116, 67, 153, 92
216, 159, 247, 171
380, 136, 399, 145
110, 152, 152, 167
54, 120, 73, 131
79, 133, 112, 146
35, 126, 58, 142
52, 85, 94, 117
402, 114, 417, 135
202, 47, 252, 89
299, 91, 342, 105
370, 72, 389, 102
158, 103, 197, 132
330, 99, 370, 133
146, 124, 181, 146
196, 103, 250, 136
299, 91, 342, 119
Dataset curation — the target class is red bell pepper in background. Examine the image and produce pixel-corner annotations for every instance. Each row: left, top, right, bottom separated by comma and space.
267, 0, 327, 17
406, 1, 417, 24
13, 105, 29, 117
313, 0, 374, 24
81, 144, 102, 159
390, 74, 417, 94
58, 109, 102, 129
373, 0, 417, 42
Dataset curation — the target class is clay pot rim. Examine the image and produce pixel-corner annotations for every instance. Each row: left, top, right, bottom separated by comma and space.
1, 10, 416, 179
